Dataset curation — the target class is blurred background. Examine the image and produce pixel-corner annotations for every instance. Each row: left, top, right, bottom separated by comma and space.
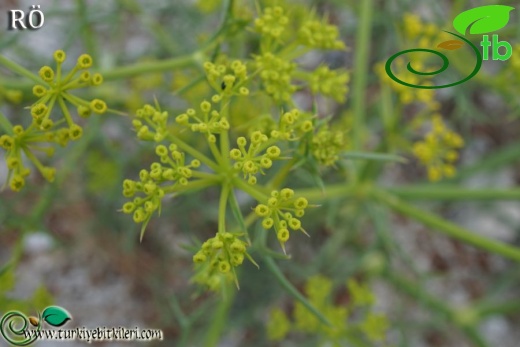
1, 0, 520, 346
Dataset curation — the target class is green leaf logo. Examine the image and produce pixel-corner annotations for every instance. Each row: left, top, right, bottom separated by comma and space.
41, 306, 72, 327
453, 5, 515, 35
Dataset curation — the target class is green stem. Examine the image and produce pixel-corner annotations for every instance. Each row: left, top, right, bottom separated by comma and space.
203, 290, 234, 347
475, 299, 520, 318
352, 0, 373, 154
0, 111, 14, 134
232, 177, 268, 202
102, 54, 199, 80
219, 129, 230, 170
373, 189, 520, 262
218, 98, 231, 171
385, 270, 452, 317
295, 183, 360, 203
57, 96, 74, 127
0, 55, 43, 84
201, 0, 235, 51
168, 293, 189, 329
167, 134, 219, 172
163, 178, 220, 194
218, 184, 231, 234
263, 256, 332, 327
208, 139, 223, 166
388, 186, 520, 200
191, 171, 221, 180
77, 0, 98, 62
228, 190, 250, 242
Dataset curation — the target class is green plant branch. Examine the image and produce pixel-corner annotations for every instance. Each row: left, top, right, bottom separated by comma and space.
0, 49, 204, 90
218, 184, 231, 234
388, 186, 520, 200
102, 54, 200, 80
0, 111, 14, 134
263, 255, 332, 327
203, 289, 235, 347
373, 189, 520, 262
76, 0, 98, 62
296, 181, 520, 203
168, 292, 189, 329
343, 151, 407, 163
201, 0, 235, 51
228, 190, 250, 243
164, 178, 220, 195
351, 0, 373, 155
0, 55, 42, 84
167, 134, 219, 172
295, 183, 361, 203
232, 177, 269, 202
475, 299, 520, 318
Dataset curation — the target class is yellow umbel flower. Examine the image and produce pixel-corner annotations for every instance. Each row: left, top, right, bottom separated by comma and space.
413, 115, 464, 181
266, 308, 291, 341
191, 232, 257, 291
254, 188, 310, 252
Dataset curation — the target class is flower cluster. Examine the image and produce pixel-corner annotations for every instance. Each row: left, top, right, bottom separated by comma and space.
311, 125, 348, 166
230, 131, 281, 185
253, 6, 289, 41
0, 50, 106, 191
254, 188, 309, 252
122, 143, 201, 237
254, 52, 297, 102
132, 104, 170, 142
252, 5, 349, 105
267, 276, 390, 344
32, 50, 107, 129
203, 60, 249, 98
0, 126, 55, 191
375, 59, 439, 109
120, 2, 350, 294
374, 12, 451, 110
270, 109, 314, 141
402, 12, 439, 42
298, 16, 346, 50
308, 66, 350, 103
175, 100, 230, 143
413, 115, 464, 181
192, 232, 256, 290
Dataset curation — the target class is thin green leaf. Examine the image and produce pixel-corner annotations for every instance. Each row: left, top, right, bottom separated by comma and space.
245, 252, 260, 269
139, 216, 152, 242
228, 190, 248, 239
263, 256, 331, 327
